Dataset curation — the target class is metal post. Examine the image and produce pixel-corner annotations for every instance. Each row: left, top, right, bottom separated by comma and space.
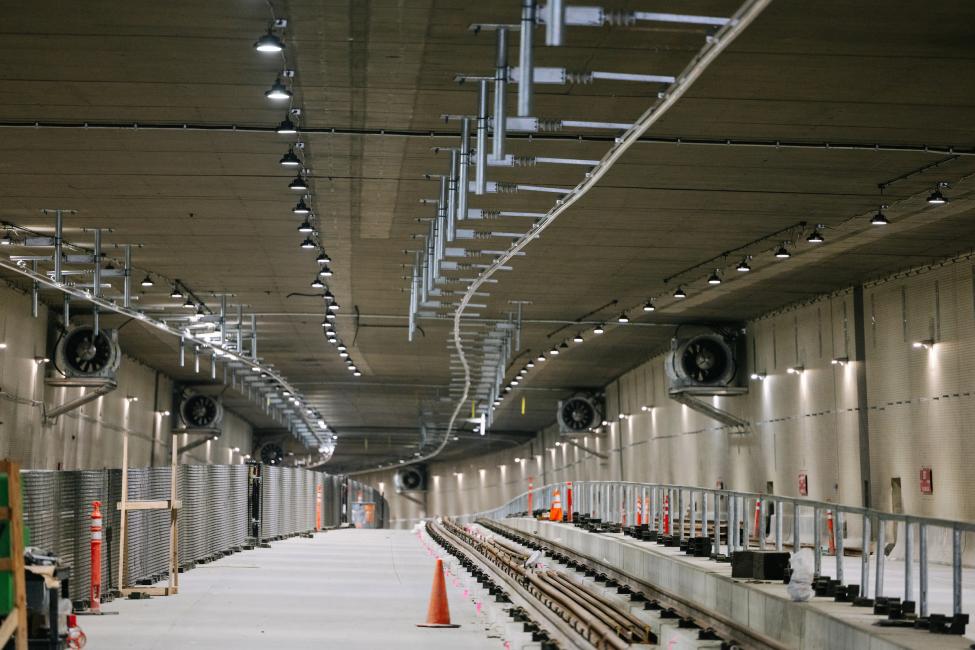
92, 229, 101, 334
251, 314, 258, 360
447, 150, 458, 242
919, 523, 928, 616
475, 80, 488, 195
211, 351, 217, 380
678, 488, 685, 539
875, 516, 885, 598
793, 502, 801, 553
775, 499, 783, 551
701, 491, 707, 539
54, 210, 63, 283
713, 492, 720, 555
835, 510, 844, 583
813, 507, 822, 576
30, 262, 39, 318
123, 245, 132, 308
759, 498, 767, 549
178, 336, 185, 367
689, 490, 696, 539
458, 117, 470, 221
545, 0, 564, 46
952, 527, 962, 615
861, 514, 871, 599
493, 26, 508, 161
517, 0, 536, 116
237, 304, 243, 353
903, 521, 913, 604
742, 497, 751, 550
728, 494, 736, 552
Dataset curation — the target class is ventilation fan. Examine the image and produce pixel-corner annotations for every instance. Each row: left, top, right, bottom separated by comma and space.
557, 394, 602, 435
257, 441, 285, 465
394, 465, 427, 492
56, 327, 121, 379
178, 392, 223, 430
666, 330, 746, 395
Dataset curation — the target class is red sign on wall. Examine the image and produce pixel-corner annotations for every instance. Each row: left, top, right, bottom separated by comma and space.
798, 472, 808, 496
920, 467, 934, 494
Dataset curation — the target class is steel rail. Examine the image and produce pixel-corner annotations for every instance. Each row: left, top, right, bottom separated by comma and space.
481, 518, 790, 650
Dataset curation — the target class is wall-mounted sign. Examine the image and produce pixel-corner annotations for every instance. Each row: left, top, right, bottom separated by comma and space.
920, 467, 934, 494
798, 472, 808, 496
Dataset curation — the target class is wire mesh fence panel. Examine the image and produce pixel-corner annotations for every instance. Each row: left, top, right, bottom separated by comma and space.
208, 465, 232, 556
123, 468, 149, 585
228, 465, 247, 548
106, 469, 122, 594
145, 467, 173, 578
260, 465, 280, 541
180, 465, 207, 566
21, 471, 58, 553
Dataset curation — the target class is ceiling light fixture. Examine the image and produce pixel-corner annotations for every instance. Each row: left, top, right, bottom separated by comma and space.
573, 333, 584, 343
170, 285, 184, 299
673, 286, 687, 299
736, 258, 751, 272
317, 252, 331, 265
774, 245, 791, 259
927, 182, 949, 205
328, 302, 340, 312
265, 77, 292, 101
319, 265, 333, 277
593, 323, 605, 334
276, 117, 298, 135
140, 275, 154, 287
526, 360, 534, 368
300, 238, 316, 249
536, 352, 546, 362
0, 233, 13, 246
337, 345, 347, 352
707, 269, 721, 285
559, 341, 569, 351
617, 313, 629, 323
311, 277, 324, 289
326, 312, 336, 321
871, 207, 889, 226
254, 29, 284, 53
182, 297, 195, 310
323, 290, 335, 302
292, 198, 310, 214
279, 149, 301, 167
642, 300, 655, 312
297, 220, 313, 233
807, 227, 825, 243
289, 174, 309, 191
549, 345, 559, 356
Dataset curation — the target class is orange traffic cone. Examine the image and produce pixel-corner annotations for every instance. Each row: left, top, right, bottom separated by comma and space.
549, 490, 563, 522
417, 558, 460, 628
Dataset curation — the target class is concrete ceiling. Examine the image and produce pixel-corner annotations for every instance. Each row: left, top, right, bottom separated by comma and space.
1, 0, 974, 472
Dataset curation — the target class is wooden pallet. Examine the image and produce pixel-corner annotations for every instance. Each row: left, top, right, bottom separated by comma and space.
0, 460, 28, 650
116, 433, 180, 598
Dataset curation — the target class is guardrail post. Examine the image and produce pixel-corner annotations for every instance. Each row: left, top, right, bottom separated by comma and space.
952, 526, 962, 615
861, 514, 871, 599
759, 498, 767, 549
875, 515, 886, 598
728, 495, 737, 552
678, 488, 685, 540
835, 510, 844, 583
775, 498, 783, 551
793, 502, 801, 553
713, 491, 720, 555
813, 507, 822, 577
903, 520, 912, 603
919, 522, 928, 616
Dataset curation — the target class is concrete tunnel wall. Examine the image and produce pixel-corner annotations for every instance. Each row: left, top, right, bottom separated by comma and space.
366, 254, 975, 542
0, 281, 254, 468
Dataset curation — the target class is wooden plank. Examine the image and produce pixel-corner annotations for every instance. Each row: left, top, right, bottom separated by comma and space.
119, 586, 177, 597
118, 433, 129, 592
116, 499, 181, 511
0, 614, 18, 648
0, 507, 10, 521
5, 461, 28, 650
0, 558, 10, 571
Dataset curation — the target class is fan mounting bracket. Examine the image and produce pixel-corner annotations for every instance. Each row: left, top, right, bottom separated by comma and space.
175, 428, 221, 454
668, 389, 750, 433
44, 377, 117, 423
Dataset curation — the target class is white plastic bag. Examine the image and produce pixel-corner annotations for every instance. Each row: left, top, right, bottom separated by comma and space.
787, 548, 814, 602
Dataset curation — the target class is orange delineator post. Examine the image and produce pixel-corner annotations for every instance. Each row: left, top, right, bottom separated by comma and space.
416, 558, 460, 628
566, 482, 573, 522
753, 499, 762, 541
527, 477, 533, 515
663, 494, 670, 534
90, 501, 102, 614
826, 509, 836, 555
636, 495, 642, 526
315, 484, 323, 531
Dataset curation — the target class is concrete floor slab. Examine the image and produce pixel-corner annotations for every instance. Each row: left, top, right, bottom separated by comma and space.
80, 529, 503, 649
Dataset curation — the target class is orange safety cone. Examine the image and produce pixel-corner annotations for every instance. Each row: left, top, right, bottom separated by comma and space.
549, 490, 563, 522
417, 558, 460, 628
826, 509, 836, 556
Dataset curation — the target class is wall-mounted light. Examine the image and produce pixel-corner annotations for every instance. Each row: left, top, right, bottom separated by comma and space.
126, 395, 139, 402
35, 357, 49, 364
600, 420, 609, 426
831, 356, 849, 365
0, 342, 6, 350
157, 410, 171, 416
618, 413, 628, 420
786, 366, 804, 374
912, 339, 935, 350
749, 372, 766, 381
640, 404, 653, 412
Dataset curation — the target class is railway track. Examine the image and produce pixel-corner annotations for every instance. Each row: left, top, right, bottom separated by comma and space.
425, 517, 787, 649
476, 518, 791, 650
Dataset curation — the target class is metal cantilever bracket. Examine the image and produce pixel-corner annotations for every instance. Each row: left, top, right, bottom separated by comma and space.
564, 438, 608, 459
44, 376, 118, 423
174, 428, 221, 454
668, 388, 750, 433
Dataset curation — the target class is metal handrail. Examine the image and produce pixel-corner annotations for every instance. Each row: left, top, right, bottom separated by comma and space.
460, 480, 973, 620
